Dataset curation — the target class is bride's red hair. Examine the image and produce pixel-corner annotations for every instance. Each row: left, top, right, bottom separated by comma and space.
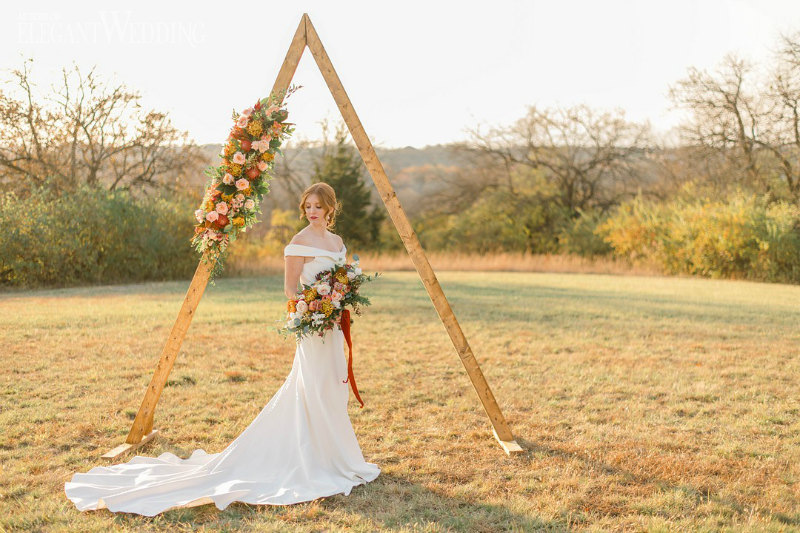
299, 182, 340, 228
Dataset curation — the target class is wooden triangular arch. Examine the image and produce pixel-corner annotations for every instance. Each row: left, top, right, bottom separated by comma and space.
103, 13, 522, 460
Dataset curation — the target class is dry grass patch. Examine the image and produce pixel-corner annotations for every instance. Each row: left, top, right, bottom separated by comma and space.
1, 271, 798, 531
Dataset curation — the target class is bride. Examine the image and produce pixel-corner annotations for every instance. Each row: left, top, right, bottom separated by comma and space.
64, 182, 380, 516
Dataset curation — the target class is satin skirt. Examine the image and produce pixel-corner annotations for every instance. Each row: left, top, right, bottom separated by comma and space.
64, 328, 380, 516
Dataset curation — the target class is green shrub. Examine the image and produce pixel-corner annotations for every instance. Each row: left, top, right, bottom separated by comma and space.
0, 185, 199, 288
415, 188, 568, 254
557, 208, 613, 257
598, 190, 800, 283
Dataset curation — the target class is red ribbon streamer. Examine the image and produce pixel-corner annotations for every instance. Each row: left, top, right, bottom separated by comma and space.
340, 309, 364, 408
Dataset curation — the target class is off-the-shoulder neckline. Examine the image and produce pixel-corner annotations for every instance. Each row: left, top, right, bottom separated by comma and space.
284, 243, 346, 254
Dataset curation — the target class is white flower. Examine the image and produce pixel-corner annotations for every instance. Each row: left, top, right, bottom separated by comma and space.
346, 271, 356, 280
205, 211, 219, 222
311, 312, 325, 325
222, 172, 234, 185
194, 209, 204, 223
215, 202, 229, 215
295, 300, 308, 314
244, 198, 255, 210
235, 178, 250, 190
332, 300, 341, 309
354, 267, 362, 275
316, 283, 331, 296
330, 291, 343, 302
232, 152, 246, 165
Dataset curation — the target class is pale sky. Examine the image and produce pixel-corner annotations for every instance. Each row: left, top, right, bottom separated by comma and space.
3, 1, 800, 148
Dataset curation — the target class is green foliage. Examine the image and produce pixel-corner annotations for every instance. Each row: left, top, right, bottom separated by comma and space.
312, 129, 384, 250
598, 188, 800, 283
415, 186, 579, 254
0, 185, 198, 288
557, 208, 614, 257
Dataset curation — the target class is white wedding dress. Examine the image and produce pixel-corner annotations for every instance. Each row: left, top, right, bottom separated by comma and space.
64, 243, 380, 516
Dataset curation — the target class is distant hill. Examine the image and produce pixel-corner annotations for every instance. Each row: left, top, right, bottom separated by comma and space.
191, 143, 468, 221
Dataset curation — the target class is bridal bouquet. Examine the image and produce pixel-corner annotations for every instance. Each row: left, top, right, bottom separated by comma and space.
280, 255, 379, 341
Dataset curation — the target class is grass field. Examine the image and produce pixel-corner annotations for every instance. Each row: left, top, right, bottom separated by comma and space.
1, 270, 799, 532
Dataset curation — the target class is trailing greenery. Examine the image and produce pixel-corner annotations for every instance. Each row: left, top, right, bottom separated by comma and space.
0, 185, 199, 288
598, 188, 800, 283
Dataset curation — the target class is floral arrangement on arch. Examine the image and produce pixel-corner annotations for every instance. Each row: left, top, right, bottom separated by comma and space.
191, 85, 299, 283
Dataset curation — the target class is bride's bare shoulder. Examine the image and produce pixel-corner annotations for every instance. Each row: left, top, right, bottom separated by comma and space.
289, 230, 312, 246
327, 231, 343, 248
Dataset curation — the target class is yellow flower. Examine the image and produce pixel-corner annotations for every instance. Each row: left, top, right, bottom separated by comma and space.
247, 121, 263, 136
243, 187, 252, 195
303, 288, 317, 302
204, 200, 214, 212
321, 300, 334, 317
221, 193, 233, 202
228, 163, 242, 177
335, 272, 348, 284
232, 216, 245, 227
261, 152, 274, 162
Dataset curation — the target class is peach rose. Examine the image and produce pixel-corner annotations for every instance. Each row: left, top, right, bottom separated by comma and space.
316, 283, 331, 296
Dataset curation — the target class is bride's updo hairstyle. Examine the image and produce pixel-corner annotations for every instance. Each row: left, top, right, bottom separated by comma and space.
299, 182, 341, 229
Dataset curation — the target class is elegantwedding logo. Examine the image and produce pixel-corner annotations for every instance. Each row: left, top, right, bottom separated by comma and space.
18, 10, 205, 47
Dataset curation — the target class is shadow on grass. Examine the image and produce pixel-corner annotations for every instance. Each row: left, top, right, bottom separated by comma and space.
102, 473, 567, 532
516, 437, 800, 528
435, 280, 800, 327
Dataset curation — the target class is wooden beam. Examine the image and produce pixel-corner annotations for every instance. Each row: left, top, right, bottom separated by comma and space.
103, 430, 159, 461
304, 16, 522, 454
271, 15, 308, 98
105, 16, 310, 459
121, 256, 212, 448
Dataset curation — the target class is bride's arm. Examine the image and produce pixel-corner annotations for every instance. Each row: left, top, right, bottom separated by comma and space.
284, 255, 305, 299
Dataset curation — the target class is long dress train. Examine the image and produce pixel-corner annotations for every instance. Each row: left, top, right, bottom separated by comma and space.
64, 243, 380, 516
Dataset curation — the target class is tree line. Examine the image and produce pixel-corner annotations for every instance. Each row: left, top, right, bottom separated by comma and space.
4, 32, 800, 288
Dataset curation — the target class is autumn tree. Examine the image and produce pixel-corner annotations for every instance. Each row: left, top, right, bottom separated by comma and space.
0, 58, 201, 197
668, 33, 800, 202
464, 103, 653, 214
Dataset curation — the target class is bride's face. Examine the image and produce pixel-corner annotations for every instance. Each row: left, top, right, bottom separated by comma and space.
304, 193, 328, 228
